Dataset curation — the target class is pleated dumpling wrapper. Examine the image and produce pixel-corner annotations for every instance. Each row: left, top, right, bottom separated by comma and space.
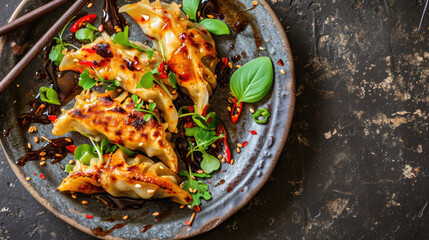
52, 90, 178, 172
59, 34, 178, 132
120, 0, 218, 113
57, 149, 192, 205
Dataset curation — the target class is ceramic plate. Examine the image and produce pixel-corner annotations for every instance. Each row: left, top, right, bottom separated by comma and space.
0, 0, 295, 239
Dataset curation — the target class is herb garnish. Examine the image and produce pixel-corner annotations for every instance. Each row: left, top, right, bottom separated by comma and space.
179, 167, 212, 208
39, 87, 61, 105
198, 19, 230, 35
75, 23, 99, 42
78, 68, 120, 91
178, 106, 220, 131
136, 64, 172, 98
252, 108, 270, 124
49, 17, 78, 66
113, 26, 155, 59
182, 0, 200, 22
229, 57, 273, 104
131, 94, 160, 122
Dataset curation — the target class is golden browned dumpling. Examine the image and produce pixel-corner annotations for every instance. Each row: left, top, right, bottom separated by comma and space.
52, 90, 178, 172
120, 0, 218, 113
58, 149, 191, 205
59, 34, 178, 132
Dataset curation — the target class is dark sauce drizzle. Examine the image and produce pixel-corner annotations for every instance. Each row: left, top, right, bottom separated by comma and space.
141, 224, 153, 233
102, 0, 127, 35
16, 137, 74, 166
92, 223, 126, 237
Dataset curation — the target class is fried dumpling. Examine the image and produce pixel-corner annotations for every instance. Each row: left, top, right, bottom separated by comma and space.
52, 90, 178, 172
59, 34, 178, 132
57, 149, 192, 205
120, 0, 218, 113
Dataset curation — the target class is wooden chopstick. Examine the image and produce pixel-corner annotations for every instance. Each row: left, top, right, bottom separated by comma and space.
0, 0, 72, 37
0, 0, 89, 95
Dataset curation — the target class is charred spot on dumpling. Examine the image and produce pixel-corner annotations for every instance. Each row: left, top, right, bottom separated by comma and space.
115, 130, 122, 136
130, 117, 147, 130
94, 43, 113, 58
124, 59, 135, 71
111, 107, 126, 114
128, 165, 138, 171
71, 109, 87, 118
153, 131, 160, 138
158, 139, 165, 147
99, 96, 114, 106
204, 41, 213, 51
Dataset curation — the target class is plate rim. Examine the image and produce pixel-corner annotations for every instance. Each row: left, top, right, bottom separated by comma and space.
0, 0, 296, 239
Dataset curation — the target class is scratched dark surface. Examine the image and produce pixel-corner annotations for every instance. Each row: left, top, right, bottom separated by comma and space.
0, 0, 428, 239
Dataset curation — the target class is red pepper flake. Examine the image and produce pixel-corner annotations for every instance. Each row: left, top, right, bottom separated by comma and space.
70, 14, 97, 33
157, 62, 168, 79
209, 181, 212, 184
189, 106, 194, 112
65, 145, 77, 154
85, 214, 93, 219
202, 105, 209, 117
185, 220, 190, 226
25, 94, 29, 98
48, 115, 57, 123
241, 141, 248, 147
79, 60, 96, 67
39, 174, 46, 180
193, 205, 200, 212
33, 173, 37, 175
277, 59, 284, 66
248, 130, 257, 135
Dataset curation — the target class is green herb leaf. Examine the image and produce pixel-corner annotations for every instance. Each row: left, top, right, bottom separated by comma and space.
185, 127, 224, 149
148, 102, 156, 112
78, 69, 97, 90
200, 150, 220, 173
178, 168, 212, 207
90, 139, 104, 163
74, 144, 96, 165
39, 87, 61, 105
252, 108, 271, 124
49, 44, 65, 66
168, 72, 177, 89
199, 19, 230, 35
229, 57, 274, 104
182, 0, 200, 22
113, 26, 154, 59
75, 25, 97, 42
136, 71, 156, 89
116, 144, 137, 157
143, 114, 152, 122
65, 164, 75, 173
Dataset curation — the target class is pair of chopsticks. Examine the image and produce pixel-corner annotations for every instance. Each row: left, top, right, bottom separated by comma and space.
0, 0, 89, 95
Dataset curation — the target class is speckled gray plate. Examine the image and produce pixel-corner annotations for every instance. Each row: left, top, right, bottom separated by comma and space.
0, 0, 295, 239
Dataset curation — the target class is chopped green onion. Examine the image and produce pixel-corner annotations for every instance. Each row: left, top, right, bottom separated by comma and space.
65, 164, 75, 173
252, 108, 270, 124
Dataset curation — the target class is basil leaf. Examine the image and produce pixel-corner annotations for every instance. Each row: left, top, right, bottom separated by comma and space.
86, 23, 98, 31
148, 102, 156, 112
136, 71, 156, 89
199, 19, 230, 35
200, 150, 220, 173
78, 69, 97, 90
39, 87, 61, 105
49, 44, 65, 66
182, 0, 199, 22
230, 57, 273, 104
178, 169, 212, 207
168, 72, 177, 89
143, 114, 152, 122
75, 28, 95, 42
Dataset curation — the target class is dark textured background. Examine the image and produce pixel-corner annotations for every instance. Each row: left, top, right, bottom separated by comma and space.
1, 0, 428, 239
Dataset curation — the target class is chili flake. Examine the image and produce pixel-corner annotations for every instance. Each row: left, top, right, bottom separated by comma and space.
39, 174, 46, 180
242, 141, 248, 147
85, 214, 93, 219
248, 130, 257, 135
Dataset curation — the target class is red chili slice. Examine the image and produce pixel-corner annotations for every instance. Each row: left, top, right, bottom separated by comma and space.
70, 14, 97, 33
216, 123, 231, 164
193, 205, 200, 212
242, 141, 248, 147
65, 145, 77, 154
48, 115, 57, 123
202, 105, 209, 117
79, 60, 96, 67
248, 130, 257, 135
230, 98, 243, 124
157, 62, 168, 79
85, 214, 93, 219
82, 48, 96, 53
39, 174, 46, 180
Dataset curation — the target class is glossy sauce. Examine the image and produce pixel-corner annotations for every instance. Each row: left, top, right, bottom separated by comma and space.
141, 224, 153, 233
92, 223, 126, 237
94, 194, 149, 210
16, 137, 74, 166
102, 0, 127, 35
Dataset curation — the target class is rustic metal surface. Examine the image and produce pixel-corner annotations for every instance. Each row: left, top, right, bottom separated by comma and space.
0, 0, 294, 239
1, 0, 428, 239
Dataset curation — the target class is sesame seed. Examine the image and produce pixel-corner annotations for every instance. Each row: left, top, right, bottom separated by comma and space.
26, 177, 31, 181
237, 143, 243, 148
114, 26, 122, 32
218, 154, 223, 159
41, 136, 51, 142
147, 189, 155, 193
73, 59, 79, 62
69, 160, 74, 165
281, 69, 286, 75
16, 84, 20, 87
55, 153, 62, 157
87, 2, 93, 8
207, 14, 215, 19
253, 1, 258, 6
159, 166, 164, 170
62, 49, 67, 55
180, 204, 185, 209
236, 65, 242, 68
231, 159, 235, 164
228, 97, 234, 103
153, 212, 159, 216
123, 215, 129, 220
82, 200, 88, 205
65, 138, 72, 142
237, 147, 241, 153
197, 169, 204, 174
41, 157, 46, 161
228, 62, 233, 69
39, 152, 46, 156
27, 143, 32, 149
172, 90, 177, 94
178, 4, 182, 7
197, 11, 201, 17
186, 15, 190, 19
227, 106, 232, 112
136, 98, 142, 104
221, 158, 226, 163
40, 161, 46, 166
72, 194, 77, 199
249, 107, 255, 113
180, 17, 185, 21
135, 184, 142, 188
138, 142, 144, 146
148, 99, 154, 103
211, 143, 217, 148
189, 187, 193, 192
